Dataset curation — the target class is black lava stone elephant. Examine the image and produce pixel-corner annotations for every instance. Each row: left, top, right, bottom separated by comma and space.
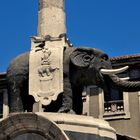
7, 46, 140, 114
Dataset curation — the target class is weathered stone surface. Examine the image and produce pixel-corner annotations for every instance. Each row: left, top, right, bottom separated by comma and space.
29, 0, 66, 109
0, 113, 69, 140
29, 37, 64, 108
38, 0, 66, 37
37, 112, 117, 140
39, 0, 64, 10
0, 112, 116, 140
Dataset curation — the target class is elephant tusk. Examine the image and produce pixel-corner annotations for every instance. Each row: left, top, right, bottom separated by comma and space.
120, 77, 130, 81
100, 66, 129, 75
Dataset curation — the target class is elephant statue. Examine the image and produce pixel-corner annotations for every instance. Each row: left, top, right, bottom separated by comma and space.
7, 46, 140, 114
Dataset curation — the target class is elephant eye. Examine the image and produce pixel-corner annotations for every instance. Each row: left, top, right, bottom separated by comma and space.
83, 55, 91, 62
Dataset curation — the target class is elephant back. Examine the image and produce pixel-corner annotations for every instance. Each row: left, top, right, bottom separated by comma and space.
7, 52, 30, 78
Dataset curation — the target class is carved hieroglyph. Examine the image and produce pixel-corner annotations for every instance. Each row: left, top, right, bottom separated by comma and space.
29, 37, 64, 105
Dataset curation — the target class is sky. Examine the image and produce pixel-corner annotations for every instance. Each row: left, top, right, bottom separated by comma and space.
0, 0, 140, 72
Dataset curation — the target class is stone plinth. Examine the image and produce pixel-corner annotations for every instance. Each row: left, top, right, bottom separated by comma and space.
37, 113, 116, 140
0, 113, 116, 140
0, 113, 69, 140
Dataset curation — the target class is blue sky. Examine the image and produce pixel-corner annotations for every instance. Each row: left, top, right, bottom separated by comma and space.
0, 0, 140, 72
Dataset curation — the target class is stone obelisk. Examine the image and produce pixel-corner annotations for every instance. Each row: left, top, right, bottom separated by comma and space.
38, 0, 66, 37
29, 0, 65, 111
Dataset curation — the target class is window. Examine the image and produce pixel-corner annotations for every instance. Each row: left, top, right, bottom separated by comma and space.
83, 85, 130, 120
99, 87, 130, 120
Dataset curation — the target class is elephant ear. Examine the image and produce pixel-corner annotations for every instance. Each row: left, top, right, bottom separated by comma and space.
70, 48, 94, 67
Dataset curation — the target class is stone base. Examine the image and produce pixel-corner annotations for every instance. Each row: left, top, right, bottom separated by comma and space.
0, 113, 116, 140
37, 112, 116, 140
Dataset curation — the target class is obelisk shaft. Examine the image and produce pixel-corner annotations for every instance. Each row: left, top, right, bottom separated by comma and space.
38, 0, 66, 37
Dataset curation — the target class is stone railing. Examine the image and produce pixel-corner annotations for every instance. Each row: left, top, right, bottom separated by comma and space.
103, 100, 125, 117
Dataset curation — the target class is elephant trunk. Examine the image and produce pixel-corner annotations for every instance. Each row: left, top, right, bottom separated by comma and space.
107, 74, 140, 92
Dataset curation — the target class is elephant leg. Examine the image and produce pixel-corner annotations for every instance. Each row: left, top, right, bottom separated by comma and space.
58, 79, 75, 114
7, 75, 25, 113
8, 85, 24, 113
23, 95, 34, 112
72, 86, 83, 115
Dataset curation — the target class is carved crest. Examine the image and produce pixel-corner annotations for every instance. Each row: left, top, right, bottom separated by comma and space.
29, 37, 64, 105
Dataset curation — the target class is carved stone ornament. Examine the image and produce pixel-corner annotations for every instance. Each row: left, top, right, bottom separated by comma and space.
29, 37, 64, 105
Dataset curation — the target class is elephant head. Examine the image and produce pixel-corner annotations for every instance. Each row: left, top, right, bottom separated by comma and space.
69, 47, 140, 92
